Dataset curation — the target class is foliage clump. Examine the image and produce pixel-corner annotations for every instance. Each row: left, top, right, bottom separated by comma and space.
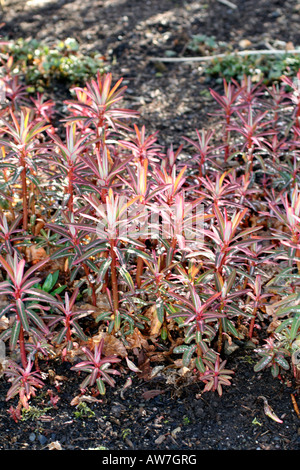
0, 52, 299, 419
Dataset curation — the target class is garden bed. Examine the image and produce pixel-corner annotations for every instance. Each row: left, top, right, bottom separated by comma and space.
0, 0, 300, 452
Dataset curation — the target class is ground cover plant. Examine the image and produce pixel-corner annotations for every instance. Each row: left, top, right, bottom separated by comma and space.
0, 46, 300, 431
0, 37, 107, 93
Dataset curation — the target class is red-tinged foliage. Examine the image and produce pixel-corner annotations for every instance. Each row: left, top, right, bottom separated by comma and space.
1, 65, 300, 415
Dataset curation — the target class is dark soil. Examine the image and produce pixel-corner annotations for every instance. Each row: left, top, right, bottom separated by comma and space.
0, 0, 300, 452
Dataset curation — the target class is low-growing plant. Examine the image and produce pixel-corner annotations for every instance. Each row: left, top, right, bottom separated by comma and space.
71, 339, 121, 395
0, 55, 300, 417
0, 37, 107, 91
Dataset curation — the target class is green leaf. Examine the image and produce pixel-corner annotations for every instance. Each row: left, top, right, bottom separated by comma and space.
173, 345, 191, 354
16, 299, 29, 332
96, 311, 112, 323
275, 356, 290, 370
290, 313, 300, 342
195, 356, 206, 373
156, 298, 164, 324
42, 272, 55, 292
10, 320, 21, 350
182, 344, 197, 367
271, 363, 280, 378
72, 321, 89, 341
254, 355, 272, 372
27, 308, 49, 334
118, 265, 135, 293
55, 326, 68, 345
96, 377, 106, 395
97, 258, 112, 282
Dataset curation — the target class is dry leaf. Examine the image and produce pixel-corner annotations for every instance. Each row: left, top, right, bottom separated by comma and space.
0, 339, 8, 377
258, 396, 283, 423
34, 219, 45, 236
267, 319, 281, 333
91, 332, 127, 358
120, 377, 132, 399
96, 292, 110, 310
150, 365, 165, 378
239, 39, 252, 49
125, 356, 141, 372
74, 303, 103, 320
70, 394, 103, 406
125, 327, 149, 350
0, 315, 9, 333
286, 41, 295, 50
142, 389, 165, 401
25, 245, 48, 264
144, 305, 162, 336
171, 427, 181, 438
48, 441, 62, 450
154, 435, 166, 444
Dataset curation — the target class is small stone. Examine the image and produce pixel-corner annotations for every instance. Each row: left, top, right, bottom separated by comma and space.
29, 432, 36, 442
38, 434, 47, 445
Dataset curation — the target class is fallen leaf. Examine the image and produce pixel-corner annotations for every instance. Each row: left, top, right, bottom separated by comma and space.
258, 396, 283, 423
0, 339, 8, 377
74, 303, 104, 320
70, 394, 103, 406
142, 389, 165, 401
286, 41, 295, 51
267, 319, 281, 333
144, 305, 162, 336
239, 39, 252, 49
91, 332, 127, 358
0, 315, 9, 333
120, 377, 132, 399
171, 427, 181, 438
25, 245, 48, 264
154, 434, 166, 444
125, 356, 141, 372
150, 365, 165, 378
125, 327, 149, 350
34, 219, 45, 236
48, 441, 63, 450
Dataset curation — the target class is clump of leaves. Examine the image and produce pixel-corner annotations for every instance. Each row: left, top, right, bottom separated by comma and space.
206, 53, 300, 85
0, 37, 107, 91
1, 57, 300, 416
71, 339, 121, 395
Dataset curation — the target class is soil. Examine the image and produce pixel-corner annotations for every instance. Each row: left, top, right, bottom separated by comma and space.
0, 0, 300, 452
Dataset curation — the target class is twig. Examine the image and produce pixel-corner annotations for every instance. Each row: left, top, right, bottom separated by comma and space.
291, 393, 300, 418
149, 49, 300, 63
216, 0, 237, 9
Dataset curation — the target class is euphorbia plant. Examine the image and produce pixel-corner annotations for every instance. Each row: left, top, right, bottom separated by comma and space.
71, 338, 121, 395
209, 78, 243, 162
0, 253, 59, 369
168, 282, 223, 364
47, 212, 99, 306
267, 184, 300, 272
198, 355, 234, 396
46, 122, 91, 213
0, 109, 50, 230
65, 71, 138, 141
73, 188, 143, 332
4, 357, 45, 409
45, 287, 90, 354
183, 128, 217, 178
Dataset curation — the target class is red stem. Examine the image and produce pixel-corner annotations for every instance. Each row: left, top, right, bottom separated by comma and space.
19, 324, 28, 369
109, 240, 119, 331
